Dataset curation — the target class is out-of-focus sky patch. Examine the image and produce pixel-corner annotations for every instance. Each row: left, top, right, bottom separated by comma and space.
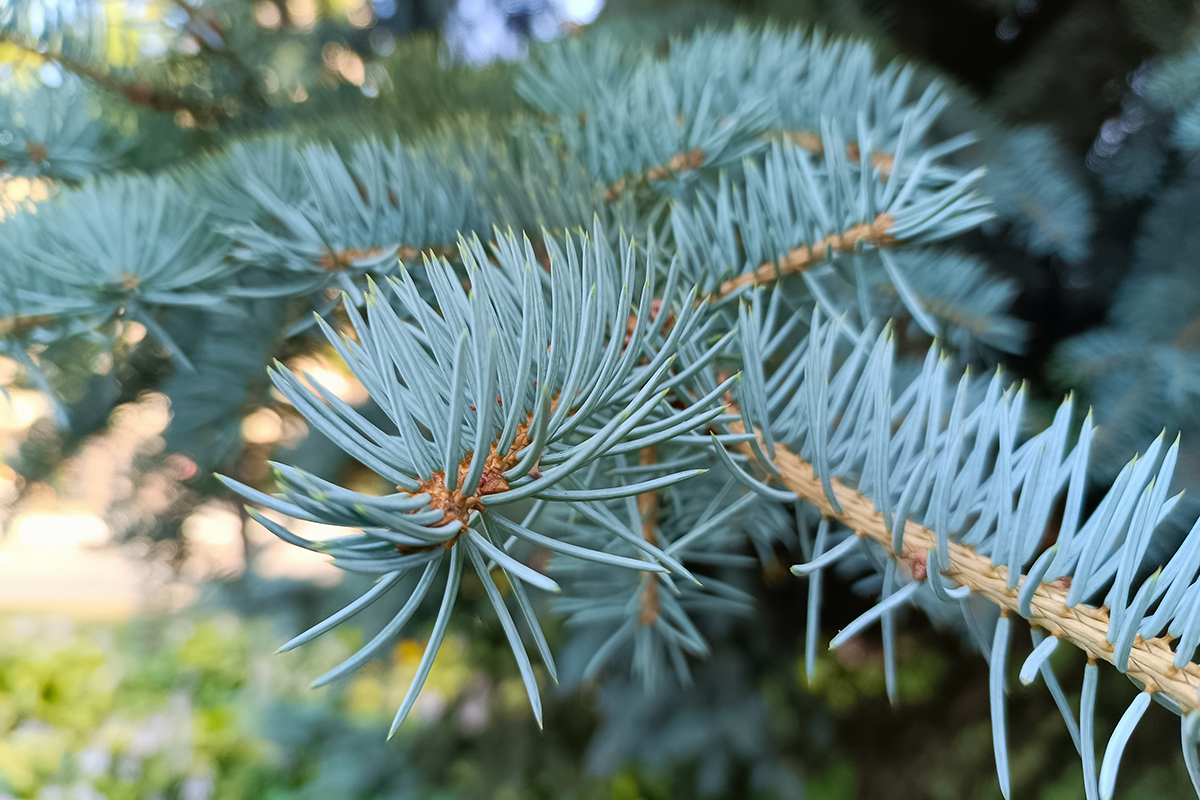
445, 0, 605, 65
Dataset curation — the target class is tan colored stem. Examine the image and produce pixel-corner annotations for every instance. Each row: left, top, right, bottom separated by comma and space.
1173, 315, 1200, 351
638, 445, 661, 625
779, 130, 895, 176
317, 245, 457, 271
717, 213, 896, 298
604, 148, 706, 202
726, 414, 1200, 714
24, 142, 48, 164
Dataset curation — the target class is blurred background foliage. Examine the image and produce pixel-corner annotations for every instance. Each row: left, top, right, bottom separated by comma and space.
5, 585, 1200, 799
6, 0, 1200, 797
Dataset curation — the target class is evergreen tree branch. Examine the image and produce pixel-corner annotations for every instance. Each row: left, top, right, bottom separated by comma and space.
715, 213, 896, 298
166, 0, 269, 113
0, 32, 230, 123
601, 124, 895, 204
316, 245, 458, 271
725, 411, 1200, 715
775, 130, 895, 176
603, 147, 706, 202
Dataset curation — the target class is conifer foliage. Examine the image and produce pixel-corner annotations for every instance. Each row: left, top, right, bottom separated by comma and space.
5, 4, 1200, 797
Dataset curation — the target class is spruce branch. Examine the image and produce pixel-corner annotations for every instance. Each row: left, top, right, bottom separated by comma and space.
218, 226, 731, 727
730, 302, 1200, 797
540, 62, 773, 188
715, 212, 896, 297
776, 129, 895, 176
219, 139, 487, 326
672, 132, 989, 334
727, 413, 1200, 713
315, 245, 458, 272
1, 17, 1167, 795
0, 172, 237, 370
0, 33, 230, 124
165, 0, 269, 113
549, 459, 779, 691
603, 148, 706, 203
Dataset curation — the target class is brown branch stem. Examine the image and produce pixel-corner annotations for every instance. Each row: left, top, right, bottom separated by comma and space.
638, 445, 661, 625
725, 412, 1200, 715
0, 33, 230, 124
777, 130, 895, 176
716, 212, 896, 298
317, 245, 458, 272
604, 148, 705, 203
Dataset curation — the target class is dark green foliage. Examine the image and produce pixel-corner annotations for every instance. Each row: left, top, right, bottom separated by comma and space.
1055, 43, 1200, 486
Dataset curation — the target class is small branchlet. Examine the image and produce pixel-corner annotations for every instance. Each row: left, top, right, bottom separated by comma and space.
718, 213, 896, 296
221, 225, 725, 731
